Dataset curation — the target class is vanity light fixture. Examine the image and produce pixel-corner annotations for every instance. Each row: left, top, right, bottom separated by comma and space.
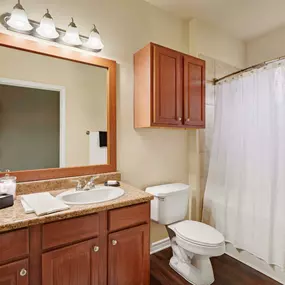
1, 6, 104, 52
62, 18, 82, 46
36, 9, 59, 40
6, 0, 33, 32
84, 24, 104, 50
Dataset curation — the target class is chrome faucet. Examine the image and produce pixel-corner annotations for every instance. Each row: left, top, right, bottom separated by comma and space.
83, 176, 98, 191
72, 180, 83, 191
72, 176, 98, 191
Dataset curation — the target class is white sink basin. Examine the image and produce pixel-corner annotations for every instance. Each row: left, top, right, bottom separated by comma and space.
57, 186, 125, 205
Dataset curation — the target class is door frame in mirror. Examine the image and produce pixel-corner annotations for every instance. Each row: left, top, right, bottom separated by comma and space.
0, 32, 117, 182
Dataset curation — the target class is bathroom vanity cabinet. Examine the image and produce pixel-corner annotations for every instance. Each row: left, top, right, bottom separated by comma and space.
0, 202, 150, 285
134, 43, 205, 129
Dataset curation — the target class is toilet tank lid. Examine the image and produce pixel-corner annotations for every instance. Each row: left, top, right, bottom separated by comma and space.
145, 183, 189, 198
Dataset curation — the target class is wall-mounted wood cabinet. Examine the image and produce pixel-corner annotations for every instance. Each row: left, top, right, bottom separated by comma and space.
134, 43, 205, 129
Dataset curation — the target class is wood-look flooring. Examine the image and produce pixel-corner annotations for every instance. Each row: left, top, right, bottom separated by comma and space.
150, 248, 281, 285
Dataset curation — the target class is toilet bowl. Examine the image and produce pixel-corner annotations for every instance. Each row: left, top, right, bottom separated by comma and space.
146, 183, 225, 285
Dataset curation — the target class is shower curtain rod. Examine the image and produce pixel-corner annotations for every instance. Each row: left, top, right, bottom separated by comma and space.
213, 54, 285, 85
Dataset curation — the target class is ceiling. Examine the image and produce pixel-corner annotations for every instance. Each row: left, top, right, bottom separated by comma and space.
144, 0, 285, 41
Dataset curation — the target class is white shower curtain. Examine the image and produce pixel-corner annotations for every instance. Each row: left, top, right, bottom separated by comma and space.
203, 61, 285, 268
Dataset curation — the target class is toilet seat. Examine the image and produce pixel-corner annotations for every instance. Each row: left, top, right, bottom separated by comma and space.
176, 233, 224, 250
173, 220, 225, 248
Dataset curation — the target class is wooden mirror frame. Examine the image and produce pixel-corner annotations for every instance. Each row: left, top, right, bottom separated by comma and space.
0, 33, 116, 182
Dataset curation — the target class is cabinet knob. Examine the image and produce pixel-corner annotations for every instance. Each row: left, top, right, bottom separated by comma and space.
187, 118, 190, 122
112, 240, 117, 246
178, 117, 182, 121
20, 268, 27, 277
93, 246, 100, 252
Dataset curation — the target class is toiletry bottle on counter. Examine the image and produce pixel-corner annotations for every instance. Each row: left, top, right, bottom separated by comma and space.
0, 170, 17, 199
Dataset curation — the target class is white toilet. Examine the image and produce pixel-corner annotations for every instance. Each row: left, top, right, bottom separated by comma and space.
146, 183, 225, 285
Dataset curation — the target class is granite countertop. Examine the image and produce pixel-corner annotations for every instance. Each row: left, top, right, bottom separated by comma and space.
0, 182, 153, 233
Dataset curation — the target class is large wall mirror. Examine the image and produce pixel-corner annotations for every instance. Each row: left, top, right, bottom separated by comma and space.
0, 33, 116, 182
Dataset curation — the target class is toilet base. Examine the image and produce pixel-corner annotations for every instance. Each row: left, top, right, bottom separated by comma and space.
166, 223, 225, 285
169, 255, 214, 285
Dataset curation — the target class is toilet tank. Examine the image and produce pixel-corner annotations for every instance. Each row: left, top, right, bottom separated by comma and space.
146, 183, 189, 225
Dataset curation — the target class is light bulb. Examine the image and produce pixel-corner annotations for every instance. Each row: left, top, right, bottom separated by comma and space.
84, 25, 104, 50
7, 1, 33, 32
36, 9, 59, 40
62, 18, 82, 46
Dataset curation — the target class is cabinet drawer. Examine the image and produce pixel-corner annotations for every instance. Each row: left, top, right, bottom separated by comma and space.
108, 203, 149, 232
42, 214, 99, 250
0, 229, 29, 264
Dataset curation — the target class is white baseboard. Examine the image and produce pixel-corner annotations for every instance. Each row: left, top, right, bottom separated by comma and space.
151, 238, 171, 254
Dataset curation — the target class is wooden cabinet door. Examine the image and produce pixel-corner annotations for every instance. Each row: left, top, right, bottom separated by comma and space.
42, 239, 99, 285
184, 55, 205, 128
153, 45, 183, 126
0, 259, 29, 285
108, 224, 150, 285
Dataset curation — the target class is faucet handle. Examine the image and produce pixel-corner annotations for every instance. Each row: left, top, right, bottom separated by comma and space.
72, 180, 83, 191
90, 175, 99, 183
83, 176, 99, 191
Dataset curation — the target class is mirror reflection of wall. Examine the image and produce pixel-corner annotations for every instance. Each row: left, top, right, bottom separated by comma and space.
0, 46, 108, 172
0, 84, 60, 171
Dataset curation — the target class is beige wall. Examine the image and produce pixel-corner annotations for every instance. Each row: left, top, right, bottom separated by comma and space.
0, 0, 190, 243
189, 19, 246, 69
0, 46, 107, 168
246, 25, 285, 66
